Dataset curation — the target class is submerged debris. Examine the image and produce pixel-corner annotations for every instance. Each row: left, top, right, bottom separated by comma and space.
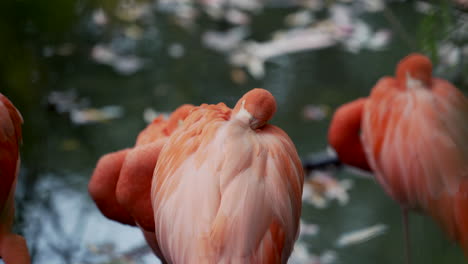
230, 68, 248, 84
61, 138, 81, 151
289, 243, 337, 264
115, 2, 151, 22
91, 45, 144, 75
299, 220, 320, 238
168, 43, 186, 58
42, 43, 75, 57
92, 8, 108, 26
87, 0, 392, 78
303, 171, 353, 208
47, 90, 88, 114
230, 27, 338, 78
285, 10, 315, 27
70, 106, 124, 125
47, 90, 124, 125
202, 27, 249, 53
228, 3, 391, 78
303, 104, 330, 121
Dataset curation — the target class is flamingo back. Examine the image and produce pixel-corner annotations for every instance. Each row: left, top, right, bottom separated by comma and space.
135, 104, 193, 146
135, 116, 168, 146
151, 90, 303, 264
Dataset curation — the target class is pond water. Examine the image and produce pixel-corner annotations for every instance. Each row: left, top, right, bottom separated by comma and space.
1, 0, 467, 263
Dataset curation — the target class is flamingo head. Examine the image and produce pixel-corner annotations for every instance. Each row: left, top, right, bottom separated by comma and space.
232, 88, 277, 130
396, 53, 433, 89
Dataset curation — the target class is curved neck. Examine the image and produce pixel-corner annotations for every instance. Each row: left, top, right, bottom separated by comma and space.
328, 98, 371, 171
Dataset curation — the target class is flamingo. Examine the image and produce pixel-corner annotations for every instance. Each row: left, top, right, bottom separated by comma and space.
88, 104, 193, 262
151, 88, 304, 263
0, 94, 30, 264
328, 53, 468, 259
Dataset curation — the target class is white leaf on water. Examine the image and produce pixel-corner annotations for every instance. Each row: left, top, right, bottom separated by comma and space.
202, 27, 248, 53
92, 8, 108, 25
336, 224, 388, 248
303, 171, 353, 208
168, 43, 186, 58
289, 242, 337, 264
225, 8, 251, 25
92, 45, 116, 64
91, 45, 144, 75
230, 27, 337, 78
70, 106, 124, 125
284, 10, 314, 27
299, 220, 319, 237
438, 43, 461, 67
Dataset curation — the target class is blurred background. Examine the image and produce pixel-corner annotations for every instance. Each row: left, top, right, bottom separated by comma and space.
1, 0, 468, 263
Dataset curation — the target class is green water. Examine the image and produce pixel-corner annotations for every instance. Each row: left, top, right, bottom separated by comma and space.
1, 0, 467, 263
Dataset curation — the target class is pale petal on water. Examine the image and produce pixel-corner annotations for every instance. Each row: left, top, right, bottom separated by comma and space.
336, 224, 388, 248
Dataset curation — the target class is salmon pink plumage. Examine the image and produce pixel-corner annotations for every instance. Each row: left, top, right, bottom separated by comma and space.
329, 53, 468, 258
151, 88, 304, 263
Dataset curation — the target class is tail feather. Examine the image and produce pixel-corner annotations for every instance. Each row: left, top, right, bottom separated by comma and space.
424, 180, 468, 257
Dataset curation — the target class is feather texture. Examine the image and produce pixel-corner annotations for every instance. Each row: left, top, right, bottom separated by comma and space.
329, 54, 468, 258
151, 89, 303, 264
362, 77, 468, 208
360, 56, 468, 256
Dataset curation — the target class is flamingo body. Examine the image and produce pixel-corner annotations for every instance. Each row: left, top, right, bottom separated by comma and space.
151, 89, 304, 263
362, 75, 468, 208
89, 104, 194, 228
329, 54, 468, 257
89, 104, 193, 263
0, 93, 30, 264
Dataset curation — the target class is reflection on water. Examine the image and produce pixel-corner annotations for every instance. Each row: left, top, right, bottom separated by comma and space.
22, 176, 158, 264
1, 0, 468, 263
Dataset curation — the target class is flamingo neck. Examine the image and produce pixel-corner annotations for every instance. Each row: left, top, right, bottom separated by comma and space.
233, 100, 254, 127
329, 99, 371, 171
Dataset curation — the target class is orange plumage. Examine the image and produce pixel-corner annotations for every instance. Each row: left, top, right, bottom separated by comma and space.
151, 88, 304, 263
0, 93, 30, 264
329, 53, 468, 257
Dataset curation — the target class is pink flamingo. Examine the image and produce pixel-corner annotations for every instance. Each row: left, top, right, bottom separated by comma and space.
329, 53, 468, 260
151, 88, 304, 263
